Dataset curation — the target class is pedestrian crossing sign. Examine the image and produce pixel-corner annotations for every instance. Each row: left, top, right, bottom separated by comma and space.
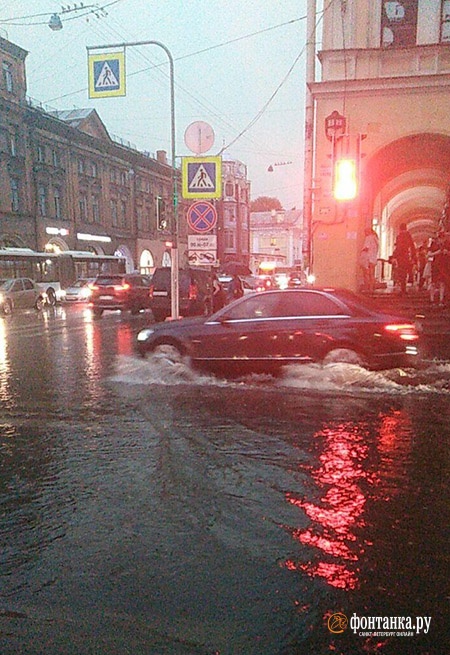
88, 51, 126, 98
182, 156, 222, 199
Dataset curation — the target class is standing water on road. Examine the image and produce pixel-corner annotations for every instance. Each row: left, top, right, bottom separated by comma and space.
1, 347, 449, 654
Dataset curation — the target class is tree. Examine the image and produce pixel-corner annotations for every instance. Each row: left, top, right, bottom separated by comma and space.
250, 196, 283, 212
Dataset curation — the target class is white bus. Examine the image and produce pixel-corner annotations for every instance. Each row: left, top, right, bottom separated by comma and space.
0, 248, 126, 304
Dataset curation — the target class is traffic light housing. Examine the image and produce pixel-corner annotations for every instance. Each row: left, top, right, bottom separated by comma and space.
333, 158, 357, 200
156, 196, 168, 230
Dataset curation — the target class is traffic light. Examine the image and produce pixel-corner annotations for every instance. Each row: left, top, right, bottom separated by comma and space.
333, 158, 357, 200
156, 196, 168, 230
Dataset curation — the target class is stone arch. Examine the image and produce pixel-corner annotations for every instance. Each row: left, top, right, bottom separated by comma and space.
363, 133, 450, 258
139, 249, 155, 275
115, 244, 134, 272
0, 234, 27, 248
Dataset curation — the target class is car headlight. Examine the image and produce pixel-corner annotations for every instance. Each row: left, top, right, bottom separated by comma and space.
137, 328, 155, 341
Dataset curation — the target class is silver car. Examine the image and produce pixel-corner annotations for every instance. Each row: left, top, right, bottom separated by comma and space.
0, 277, 47, 314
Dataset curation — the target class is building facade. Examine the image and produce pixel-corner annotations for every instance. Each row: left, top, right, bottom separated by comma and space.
309, 0, 450, 289
250, 209, 303, 274
216, 157, 251, 268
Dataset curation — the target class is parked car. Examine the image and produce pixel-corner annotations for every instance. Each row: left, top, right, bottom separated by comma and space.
62, 278, 96, 303
136, 288, 421, 374
0, 277, 47, 314
149, 267, 213, 322
89, 273, 153, 317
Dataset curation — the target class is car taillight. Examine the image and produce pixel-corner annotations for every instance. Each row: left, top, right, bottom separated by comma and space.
189, 283, 198, 301
384, 323, 419, 341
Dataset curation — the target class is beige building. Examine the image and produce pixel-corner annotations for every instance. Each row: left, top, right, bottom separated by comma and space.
309, 0, 450, 289
250, 210, 303, 274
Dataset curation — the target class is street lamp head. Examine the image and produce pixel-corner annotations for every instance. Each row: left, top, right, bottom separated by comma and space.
48, 14, 63, 31
267, 165, 274, 172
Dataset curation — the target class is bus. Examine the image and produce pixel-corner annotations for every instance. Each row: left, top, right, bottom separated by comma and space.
0, 248, 126, 304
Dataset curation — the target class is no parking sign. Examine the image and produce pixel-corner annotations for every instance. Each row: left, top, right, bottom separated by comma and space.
187, 201, 217, 233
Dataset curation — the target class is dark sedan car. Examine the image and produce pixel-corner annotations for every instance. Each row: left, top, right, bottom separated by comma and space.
136, 288, 421, 373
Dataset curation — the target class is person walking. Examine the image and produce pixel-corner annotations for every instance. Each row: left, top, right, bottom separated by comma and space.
211, 275, 225, 312
428, 231, 450, 306
392, 223, 416, 294
363, 227, 379, 292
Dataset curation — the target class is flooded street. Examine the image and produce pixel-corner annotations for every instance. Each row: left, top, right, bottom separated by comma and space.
0, 307, 449, 654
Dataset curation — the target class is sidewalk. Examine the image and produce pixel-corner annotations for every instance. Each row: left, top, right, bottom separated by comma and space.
368, 287, 450, 361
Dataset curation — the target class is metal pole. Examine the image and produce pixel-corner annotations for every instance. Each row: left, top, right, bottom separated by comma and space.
303, 0, 316, 274
87, 40, 179, 319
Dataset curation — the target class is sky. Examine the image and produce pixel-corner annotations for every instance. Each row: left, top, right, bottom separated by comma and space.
0, 1, 323, 210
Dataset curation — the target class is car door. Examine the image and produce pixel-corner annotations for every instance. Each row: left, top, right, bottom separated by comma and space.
272, 291, 352, 363
10, 278, 26, 308
22, 278, 38, 308
189, 292, 283, 365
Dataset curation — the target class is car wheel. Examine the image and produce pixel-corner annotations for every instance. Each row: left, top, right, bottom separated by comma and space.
35, 296, 45, 311
93, 307, 103, 318
153, 343, 184, 363
323, 348, 364, 366
2, 299, 13, 315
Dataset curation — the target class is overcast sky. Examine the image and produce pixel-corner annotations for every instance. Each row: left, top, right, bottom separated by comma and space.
0, 1, 323, 210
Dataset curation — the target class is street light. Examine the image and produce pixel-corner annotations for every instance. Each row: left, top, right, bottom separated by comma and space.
48, 14, 63, 30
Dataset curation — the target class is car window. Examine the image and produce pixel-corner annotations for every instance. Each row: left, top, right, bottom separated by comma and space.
221, 293, 281, 320
23, 278, 35, 291
274, 291, 346, 317
95, 276, 123, 286
11, 279, 24, 292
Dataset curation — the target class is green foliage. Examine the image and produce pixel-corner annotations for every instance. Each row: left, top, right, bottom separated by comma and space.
250, 196, 283, 212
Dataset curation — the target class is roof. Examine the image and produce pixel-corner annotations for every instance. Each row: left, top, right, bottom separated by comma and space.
250, 209, 302, 227
48, 108, 111, 141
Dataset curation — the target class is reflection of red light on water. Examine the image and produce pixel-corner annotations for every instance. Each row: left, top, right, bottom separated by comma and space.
284, 422, 371, 590
284, 558, 358, 590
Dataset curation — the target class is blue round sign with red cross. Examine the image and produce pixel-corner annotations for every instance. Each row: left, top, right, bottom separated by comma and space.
186, 200, 217, 233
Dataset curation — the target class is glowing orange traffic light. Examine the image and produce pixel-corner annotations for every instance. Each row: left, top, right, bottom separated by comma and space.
333, 158, 357, 200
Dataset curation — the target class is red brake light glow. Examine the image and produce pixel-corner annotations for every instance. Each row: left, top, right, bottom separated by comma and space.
384, 323, 419, 341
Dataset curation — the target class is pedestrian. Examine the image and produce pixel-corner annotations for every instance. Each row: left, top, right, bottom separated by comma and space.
359, 247, 370, 291
228, 274, 243, 302
428, 230, 450, 306
416, 242, 428, 289
391, 223, 416, 294
363, 227, 379, 292
211, 275, 225, 312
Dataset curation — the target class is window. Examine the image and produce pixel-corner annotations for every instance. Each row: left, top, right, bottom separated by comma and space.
120, 200, 127, 227
224, 229, 235, 249
3, 62, 13, 93
111, 199, 118, 226
92, 196, 100, 223
275, 292, 345, 318
10, 178, 19, 212
222, 293, 281, 321
38, 184, 47, 216
23, 278, 34, 291
9, 132, 17, 156
225, 182, 234, 197
37, 144, 45, 163
79, 196, 87, 221
441, 0, 450, 42
381, 0, 418, 47
120, 170, 127, 186
52, 149, 60, 167
53, 188, 61, 218
91, 161, 98, 178
78, 158, 84, 175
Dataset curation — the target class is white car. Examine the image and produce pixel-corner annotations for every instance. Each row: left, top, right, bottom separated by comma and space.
62, 278, 96, 302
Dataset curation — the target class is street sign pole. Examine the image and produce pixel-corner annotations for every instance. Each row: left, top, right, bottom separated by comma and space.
87, 39, 179, 319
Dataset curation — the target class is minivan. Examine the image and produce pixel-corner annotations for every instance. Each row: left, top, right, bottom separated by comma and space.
149, 267, 213, 322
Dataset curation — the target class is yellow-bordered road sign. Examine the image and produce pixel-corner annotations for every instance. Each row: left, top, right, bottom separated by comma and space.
88, 51, 126, 98
182, 156, 222, 199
